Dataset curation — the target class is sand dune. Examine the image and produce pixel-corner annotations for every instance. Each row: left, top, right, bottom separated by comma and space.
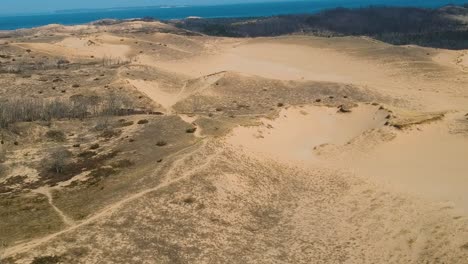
1, 22, 468, 263
14, 35, 132, 60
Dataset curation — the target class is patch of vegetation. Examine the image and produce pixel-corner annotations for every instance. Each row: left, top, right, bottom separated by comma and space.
0, 194, 65, 246
90, 143, 100, 150
137, 119, 149, 125
99, 128, 122, 139
116, 119, 134, 127
156, 140, 168, 147
78, 150, 97, 159
89, 166, 117, 178
183, 196, 196, 204
45, 129, 66, 142
186, 127, 197, 133
40, 149, 119, 186
31, 255, 62, 264
110, 159, 134, 168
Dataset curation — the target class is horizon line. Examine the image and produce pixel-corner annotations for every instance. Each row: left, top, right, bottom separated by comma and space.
0, 0, 311, 17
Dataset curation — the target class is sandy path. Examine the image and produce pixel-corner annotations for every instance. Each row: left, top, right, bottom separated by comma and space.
33, 187, 75, 227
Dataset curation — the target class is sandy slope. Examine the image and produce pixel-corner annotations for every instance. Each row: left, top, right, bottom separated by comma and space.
2, 24, 468, 263
14, 35, 132, 59
153, 36, 468, 112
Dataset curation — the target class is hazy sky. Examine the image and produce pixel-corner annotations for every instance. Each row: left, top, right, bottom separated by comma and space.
2, 0, 303, 15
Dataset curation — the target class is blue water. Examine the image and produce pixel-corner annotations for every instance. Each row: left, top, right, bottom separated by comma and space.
0, 0, 467, 30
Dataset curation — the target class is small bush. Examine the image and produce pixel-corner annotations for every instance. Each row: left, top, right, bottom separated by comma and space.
156, 140, 167, 147
78, 151, 97, 158
137, 119, 149, 125
111, 159, 134, 168
183, 196, 196, 204
45, 130, 66, 142
186, 127, 197, 133
90, 166, 117, 178
99, 129, 122, 139
31, 255, 62, 264
337, 105, 351, 113
90, 143, 100, 150
116, 120, 134, 127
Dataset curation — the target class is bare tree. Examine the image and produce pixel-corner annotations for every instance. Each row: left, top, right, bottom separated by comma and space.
0, 93, 136, 128
49, 147, 72, 174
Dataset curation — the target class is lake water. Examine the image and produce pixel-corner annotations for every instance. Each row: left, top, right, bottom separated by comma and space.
0, 0, 466, 30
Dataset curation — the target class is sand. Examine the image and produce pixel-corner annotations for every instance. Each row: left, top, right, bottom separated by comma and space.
1, 22, 468, 263
14, 34, 132, 60
227, 104, 389, 162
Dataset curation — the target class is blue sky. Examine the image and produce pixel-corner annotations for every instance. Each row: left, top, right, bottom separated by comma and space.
1, 0, 302, 15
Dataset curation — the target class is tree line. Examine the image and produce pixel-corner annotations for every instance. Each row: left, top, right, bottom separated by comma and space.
0, 93, 134, 128
172, 4, 468, 50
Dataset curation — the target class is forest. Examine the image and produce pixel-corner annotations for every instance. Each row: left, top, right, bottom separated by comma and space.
172, 4, 468, 49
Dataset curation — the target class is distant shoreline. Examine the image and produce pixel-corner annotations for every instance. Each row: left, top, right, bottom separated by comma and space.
0, 0, 467, 30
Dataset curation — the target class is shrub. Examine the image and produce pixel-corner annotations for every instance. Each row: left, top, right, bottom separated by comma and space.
31, 255, 62, 264
111, 159, 134, 168
156, 140, 167, 147
49, 148, 72, 174
116, 120, 134, 127
90, 166, 117, 178
89, 143, 100, 150
45, 130, 66, 142
137, 119, 149, 125
183, 196, 196, 204
99, 128, 122, 139
186, 127, 197, 133
337, 105, 351, 113
78, 151, 97, 158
